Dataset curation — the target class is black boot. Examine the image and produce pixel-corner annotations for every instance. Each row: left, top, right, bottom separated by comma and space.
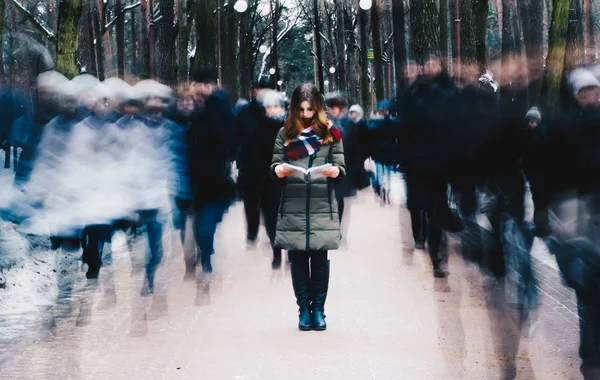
290, 255, 311, 331
311, 258, 330, 331
272, 248, 282, 269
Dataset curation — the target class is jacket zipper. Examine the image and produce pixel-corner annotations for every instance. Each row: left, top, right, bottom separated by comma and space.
325, 153, 333, 219
306, 154, 316, 251
279, 178, 287, 218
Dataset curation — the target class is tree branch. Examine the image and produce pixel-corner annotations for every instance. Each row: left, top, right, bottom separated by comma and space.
103, 2, 142, 32
124, 2, 141, 12
11, 0, 56, 41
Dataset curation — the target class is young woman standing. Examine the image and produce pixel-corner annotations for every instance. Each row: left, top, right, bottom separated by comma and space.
271, 84, 345, 331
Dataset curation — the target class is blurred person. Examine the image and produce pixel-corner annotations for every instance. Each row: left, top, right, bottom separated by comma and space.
271, 83, 345, 331
402, 60, 420, 88
236, 88, 285, 267
368, 101, 399, 205
132, 79, 176, 295
348, 104, 364, 123
166, 87, 196, 279
326, 93, 369, 232
395, 54, 463, 277
14, 70, 68, 188
16, 80, 88, 319
522, 106, 551, 237
0, 83, 29, 171
188, 67, 237, 274
535, 68, 600, 379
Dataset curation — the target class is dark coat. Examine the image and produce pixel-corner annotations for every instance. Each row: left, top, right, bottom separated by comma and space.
166, 109, 192, 200
333, 116, 369, 197
235, 100, 284, 190
187, 90, 237, 207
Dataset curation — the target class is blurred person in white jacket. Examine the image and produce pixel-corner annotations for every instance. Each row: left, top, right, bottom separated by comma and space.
132, 79, 176, 296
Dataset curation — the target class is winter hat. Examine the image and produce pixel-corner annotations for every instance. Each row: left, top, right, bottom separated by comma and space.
235, 98, 249, 112
103, 77, 132, 101
525, 107, 542, 122
262, 89, 285, 108
377, 100, 392, 111
569, 68, 600, 94
325, 92, 348, 109
71, 74, 100, 94
588, 64, 600, 81
36, 70, 68, 92
134, 80, 173, 100
349, 104, 364, 121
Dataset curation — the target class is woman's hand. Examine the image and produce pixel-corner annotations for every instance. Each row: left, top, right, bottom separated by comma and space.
275, 164, 293, 178
323, 166, 340, 178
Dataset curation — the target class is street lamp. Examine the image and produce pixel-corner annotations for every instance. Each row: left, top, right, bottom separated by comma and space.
359, 0, 372, 10
269, 68, 276, 75
234, 0, 248, 12
329, 67, 336, 74
324, 80, 330, 87
277, 80, 283, 86
259, 45, 268, 54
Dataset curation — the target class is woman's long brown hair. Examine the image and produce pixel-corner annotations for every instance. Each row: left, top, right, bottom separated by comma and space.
284, 83, 332, 144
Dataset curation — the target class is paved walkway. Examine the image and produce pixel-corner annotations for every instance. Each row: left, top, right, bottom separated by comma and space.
1, 183, 584, 379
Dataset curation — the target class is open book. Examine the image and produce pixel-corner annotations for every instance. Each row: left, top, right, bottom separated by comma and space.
282, 163, 333, 182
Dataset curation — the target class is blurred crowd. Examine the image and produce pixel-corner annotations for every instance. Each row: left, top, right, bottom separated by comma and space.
1, 52, 600, 378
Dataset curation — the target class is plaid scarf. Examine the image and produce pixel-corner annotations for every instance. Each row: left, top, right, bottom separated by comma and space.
284, 121, 342, 161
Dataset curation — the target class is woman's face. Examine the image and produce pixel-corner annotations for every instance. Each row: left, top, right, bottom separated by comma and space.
300, 100, 315, 119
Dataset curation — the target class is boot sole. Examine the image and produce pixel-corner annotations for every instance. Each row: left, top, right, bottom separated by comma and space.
298, 326, 312, 331
312, 326, 327, 331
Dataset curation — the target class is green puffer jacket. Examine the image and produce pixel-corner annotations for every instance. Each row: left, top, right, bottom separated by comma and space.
270, 127, 346, 251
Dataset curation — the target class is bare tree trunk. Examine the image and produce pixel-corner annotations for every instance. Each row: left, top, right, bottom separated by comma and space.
177, 0, 194, 82
500, 0, 513, 91
473, 0, 489, 74
583, 0, 590, 60
564, 0, 584, 71
541, 0, 570, 111
157, 0, 177, 84
371, 0, 384, 102
238, 5, 255, 97
87, 2, 97, 76
116, 0, 125, 78
590, 0, 597, 63
0, 0, 6, 84
460, 0, 477, 78
140, 0, 150, 79
392, 0, 408, 89
131, 2, 137, 76
410, 0, 440, 64
192, 0, 216, 72
272, 0, 280, 90
358, 2, 370, 113
78, 0, 95, 76
57, 0, 83, 78
520, 0, 544, 105
510, 0, 522, 52
345, 3, 359, 101
223, 0, 238, 94
335, 0, 347, 92
440, 0, 449, 72
93, 1, 105, 80
450, 0, 458, 76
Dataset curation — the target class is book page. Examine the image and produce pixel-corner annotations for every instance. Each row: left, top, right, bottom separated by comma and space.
307, 164, 333, 180
282, 163, 308, 180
